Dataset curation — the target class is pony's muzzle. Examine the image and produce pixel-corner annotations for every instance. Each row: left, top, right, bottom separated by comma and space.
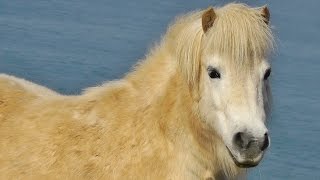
233, 132, 269, 151
230, 132, 270, 167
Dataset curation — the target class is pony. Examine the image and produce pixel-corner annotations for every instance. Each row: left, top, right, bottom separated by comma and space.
0, 3, 274, 180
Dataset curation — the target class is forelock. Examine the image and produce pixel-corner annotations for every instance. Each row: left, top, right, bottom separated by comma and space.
204, 4, 274, 69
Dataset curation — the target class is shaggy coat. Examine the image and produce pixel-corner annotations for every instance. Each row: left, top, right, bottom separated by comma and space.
0, 3, 273, 180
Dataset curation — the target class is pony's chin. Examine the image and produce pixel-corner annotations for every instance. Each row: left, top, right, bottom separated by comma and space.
226, 146, 264, 168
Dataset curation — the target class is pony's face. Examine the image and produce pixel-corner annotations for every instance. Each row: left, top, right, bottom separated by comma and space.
199, 54, 271, 167
196, 5, 273, 168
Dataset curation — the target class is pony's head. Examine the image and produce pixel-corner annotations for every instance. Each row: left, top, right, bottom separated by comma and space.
174, 4, 274, 168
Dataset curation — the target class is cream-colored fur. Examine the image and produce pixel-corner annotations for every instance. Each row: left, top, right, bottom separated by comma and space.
0, 3, 273, 180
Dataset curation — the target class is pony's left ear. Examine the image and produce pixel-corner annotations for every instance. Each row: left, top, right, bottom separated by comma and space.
202, 7, 216, 33
260, 5, 270, 24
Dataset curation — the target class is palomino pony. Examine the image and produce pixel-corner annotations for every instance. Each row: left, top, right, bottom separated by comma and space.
0, 3, 274, 180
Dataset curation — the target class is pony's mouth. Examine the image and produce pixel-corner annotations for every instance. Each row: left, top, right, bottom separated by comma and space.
226, 146, 263, 168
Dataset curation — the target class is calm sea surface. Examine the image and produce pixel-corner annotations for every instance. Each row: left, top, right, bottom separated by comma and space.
0, 0, 319, 179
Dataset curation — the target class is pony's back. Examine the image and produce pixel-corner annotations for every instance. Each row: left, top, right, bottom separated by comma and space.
0, 74, 57, 118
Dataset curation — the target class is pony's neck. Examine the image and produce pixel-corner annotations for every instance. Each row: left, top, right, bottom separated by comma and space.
126, 45, 242, 179
126, 45, 177, 106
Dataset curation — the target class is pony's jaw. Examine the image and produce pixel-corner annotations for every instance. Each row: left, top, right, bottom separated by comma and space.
226, 146, 264, 168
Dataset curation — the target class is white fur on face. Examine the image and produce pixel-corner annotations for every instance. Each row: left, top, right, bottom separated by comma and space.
199, 55, 270, 161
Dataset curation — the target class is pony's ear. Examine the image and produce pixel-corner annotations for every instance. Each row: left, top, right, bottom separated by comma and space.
260, 6, 270, 24
202, 7, 216, 33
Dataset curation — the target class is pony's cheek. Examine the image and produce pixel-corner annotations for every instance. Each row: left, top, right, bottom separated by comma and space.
214, 111, 233, 145
210, 92, 220, 108
210, 85, 227, 109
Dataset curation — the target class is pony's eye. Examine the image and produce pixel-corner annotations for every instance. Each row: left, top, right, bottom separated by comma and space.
208, 67, 221, 79
264, 68, 271, 80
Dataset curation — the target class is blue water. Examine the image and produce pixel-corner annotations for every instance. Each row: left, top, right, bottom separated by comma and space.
1, 0, 319, 179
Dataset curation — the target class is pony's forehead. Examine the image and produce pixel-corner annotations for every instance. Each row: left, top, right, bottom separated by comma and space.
203, 54, 269, 72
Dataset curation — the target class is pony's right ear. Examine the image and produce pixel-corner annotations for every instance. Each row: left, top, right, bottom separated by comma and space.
260, 5, 270, 24
202, 7, 216, 33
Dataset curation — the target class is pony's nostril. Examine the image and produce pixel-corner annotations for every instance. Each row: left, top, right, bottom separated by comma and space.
233, 132, 248, 149
234, 132, 269, 151
260, 133, 269, 151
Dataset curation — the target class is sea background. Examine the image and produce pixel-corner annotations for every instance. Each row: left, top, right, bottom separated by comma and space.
0, 0, 319, 179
